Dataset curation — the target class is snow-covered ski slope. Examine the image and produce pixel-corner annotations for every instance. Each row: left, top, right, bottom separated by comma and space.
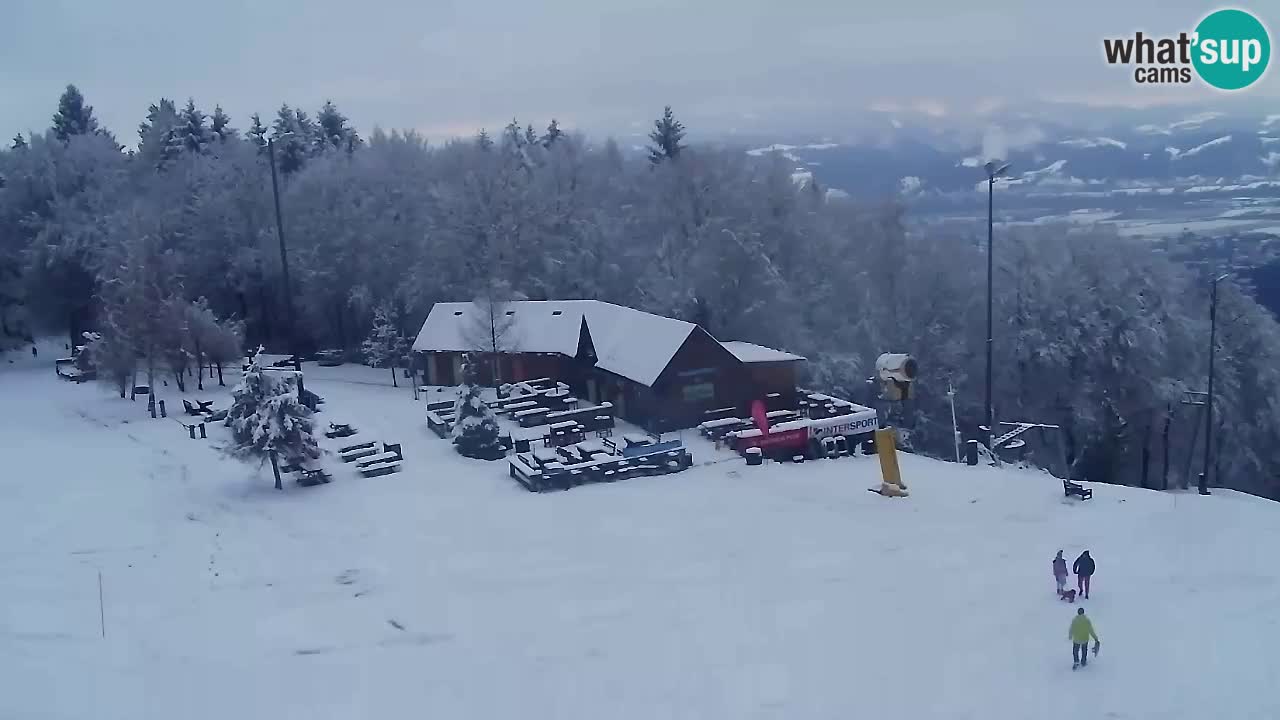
2, 353, 1278, 720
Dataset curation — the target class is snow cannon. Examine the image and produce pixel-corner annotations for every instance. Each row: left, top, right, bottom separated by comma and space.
875, 353, 918, 401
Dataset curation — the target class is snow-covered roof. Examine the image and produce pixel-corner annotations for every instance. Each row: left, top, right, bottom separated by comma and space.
413, 300, 698, 387
720, 341, 805, 363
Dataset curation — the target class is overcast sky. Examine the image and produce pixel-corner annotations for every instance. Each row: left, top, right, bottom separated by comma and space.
1, 0, 1275, 143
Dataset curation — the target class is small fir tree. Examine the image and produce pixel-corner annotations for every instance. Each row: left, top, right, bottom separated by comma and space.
451, 354, 504, 460
647, 105, 686, 165
226, 348, 320, 489
361, 303, 408, 387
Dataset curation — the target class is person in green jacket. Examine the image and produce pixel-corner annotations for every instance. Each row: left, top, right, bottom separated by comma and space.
1069, 607, 1100, 669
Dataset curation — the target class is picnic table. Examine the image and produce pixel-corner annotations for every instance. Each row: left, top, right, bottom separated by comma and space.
623, 433, 653, 447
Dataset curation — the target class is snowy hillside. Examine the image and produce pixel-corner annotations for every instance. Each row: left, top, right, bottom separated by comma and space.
3, 353, 1279, 719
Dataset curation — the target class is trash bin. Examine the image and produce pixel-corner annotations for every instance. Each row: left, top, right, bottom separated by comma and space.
966, 439, 979, 466
745, 447, 763, 466
515, 438, 531, 453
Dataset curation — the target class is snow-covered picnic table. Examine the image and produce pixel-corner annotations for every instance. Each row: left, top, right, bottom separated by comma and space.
531, 448, 560, 465
623, 432, 653, 447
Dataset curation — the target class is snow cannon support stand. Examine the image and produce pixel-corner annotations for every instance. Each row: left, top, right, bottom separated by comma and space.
869, 427, 909, 497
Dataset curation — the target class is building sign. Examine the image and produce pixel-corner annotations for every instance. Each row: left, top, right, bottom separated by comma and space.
809, 410, 879, 440
682, 382, 715, 402
733, 427, 809, 451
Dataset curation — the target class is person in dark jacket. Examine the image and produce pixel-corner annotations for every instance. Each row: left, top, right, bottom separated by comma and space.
1073, 550, 1095, 599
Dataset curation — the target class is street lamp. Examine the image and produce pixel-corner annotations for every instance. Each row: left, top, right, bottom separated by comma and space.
982, 160, 1010, 453
1200, 271, 1231, 496
266, 135, 305, 401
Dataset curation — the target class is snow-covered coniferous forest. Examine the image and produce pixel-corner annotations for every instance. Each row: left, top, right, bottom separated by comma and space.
4, 85, 1280, 499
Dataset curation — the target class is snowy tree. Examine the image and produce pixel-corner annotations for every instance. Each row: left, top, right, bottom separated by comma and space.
137, 99, 183, 170
82, 328, 136, 398
203, 315, 245, 387
177, 99, 210, 154
542, 119, 562, 148
648, 106, 686, 164
209, 106, 235, 143
246, 113, 268, 154
226, 347, 320, 489
271, 105, 310, 175
315, 100, 359, 152
51, 85, 101, 142
475, 129, 493, 151
11, 134, 26, 151
361, 303, 409, 387
460, 280, 519, 385
451, 354, 504, 460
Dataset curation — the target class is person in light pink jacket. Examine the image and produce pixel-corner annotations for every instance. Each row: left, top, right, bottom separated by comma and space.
1053, 550, 1069, 594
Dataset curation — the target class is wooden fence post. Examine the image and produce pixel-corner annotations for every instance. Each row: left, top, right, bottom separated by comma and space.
158, 400, 167, 418
199, 423, 207, 439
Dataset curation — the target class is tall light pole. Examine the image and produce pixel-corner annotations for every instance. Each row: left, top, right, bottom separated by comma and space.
983, 161, 1010, 453
1200, 271, 1230, 496
266, 136, 305, 401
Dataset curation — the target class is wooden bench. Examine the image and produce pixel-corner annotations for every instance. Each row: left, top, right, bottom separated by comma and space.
353, 443, 403, 477
356, 443, 403, 468
339, 442, 378, 462
297, 468, 332, 486
1064, 479, 1093, 500
324, 422, 357, 439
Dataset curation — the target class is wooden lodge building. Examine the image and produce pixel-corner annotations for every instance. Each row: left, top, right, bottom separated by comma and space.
412, 300, 805, 432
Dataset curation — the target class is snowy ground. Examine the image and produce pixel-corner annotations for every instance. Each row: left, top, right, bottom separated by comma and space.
3, 348, 1279, 720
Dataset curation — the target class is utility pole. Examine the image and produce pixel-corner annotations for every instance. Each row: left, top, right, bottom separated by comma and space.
982, 161, 1009, 454
1201, 273, 1228, 495
947, 380, 960, 463
267, 137, 304, 402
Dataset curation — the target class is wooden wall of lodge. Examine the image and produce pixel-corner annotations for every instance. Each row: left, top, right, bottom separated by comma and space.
416, 345, 799, 433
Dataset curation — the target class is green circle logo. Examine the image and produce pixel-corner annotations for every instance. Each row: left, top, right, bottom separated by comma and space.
1192, 9, 1270, 90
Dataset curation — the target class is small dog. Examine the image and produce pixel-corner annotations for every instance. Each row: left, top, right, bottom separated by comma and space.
1058, 587, 1077, 603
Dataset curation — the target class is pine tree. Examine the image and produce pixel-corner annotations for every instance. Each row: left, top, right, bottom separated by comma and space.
178, 99, 209, 154
209, 105, 235, 143
11, 133, 26, 150
272, 104, 309, 174
504, 119, 524, 147
51, 84, 101, 141
226, 347, 320, 489
316, 100, 359, 152
542, 119, 562, 148
648, 105, 686, 165
524, 123, 537, 146
246, 113, 268, 154
361, 303, 408, 387
476, 129, 493, 151
137, 99, 182, 170
451, 354, 504, 460
294, 108, 319, 155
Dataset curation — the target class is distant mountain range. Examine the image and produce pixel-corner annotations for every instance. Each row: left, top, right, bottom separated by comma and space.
725, 104, 1280, 230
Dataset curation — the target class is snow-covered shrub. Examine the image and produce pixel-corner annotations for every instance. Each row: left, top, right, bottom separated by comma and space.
225, 347, 320, 489
451, 354, 504, 460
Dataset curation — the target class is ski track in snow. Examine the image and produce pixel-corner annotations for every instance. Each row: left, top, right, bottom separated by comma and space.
1, 357, 1279, 719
